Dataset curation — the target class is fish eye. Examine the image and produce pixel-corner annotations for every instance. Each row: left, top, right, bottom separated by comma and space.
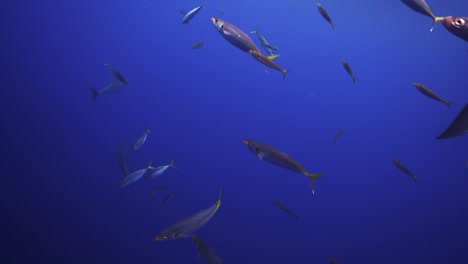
162, 236, 168, 240
455, 18, 465, 26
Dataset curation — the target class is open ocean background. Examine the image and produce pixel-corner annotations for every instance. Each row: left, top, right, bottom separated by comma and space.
2, 0, 468, 263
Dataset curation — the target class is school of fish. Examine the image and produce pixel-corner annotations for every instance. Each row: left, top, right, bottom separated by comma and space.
89, 1, 468, 263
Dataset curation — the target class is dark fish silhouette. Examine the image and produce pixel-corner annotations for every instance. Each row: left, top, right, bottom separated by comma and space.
436, 104, 468, 139
412, 82, 451, 108
317, 3, 335, 29
333, 129, 345, 144
274, 200, 299, 220
341, 60, 357, 84
442, 16, 468, 42
392, 159, 419, 182
191, 234, 224, 264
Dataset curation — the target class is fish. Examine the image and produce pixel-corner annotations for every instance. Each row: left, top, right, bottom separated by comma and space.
154, 188, 222, 242
249, 49, 289, 79
119, 161, 154, 188
392, 159, 419, 182
333, 129, 345, 144
243, 139, 324, 193
191, 234, 224, 264
134, 127, 151, 151
317, 3, 335, 29
149, 184, 168, 196
104, 62, 128, 85
181, 3, 203, 24
250, 28, 279, 55
400, 0, 444, 31
441, 16, 468, 42
146, 158, 176, 179
88, 80, 126, 103
161, 192, 175, 204
341, 59, 357, 84
412, 82, 451, 108
274, 200, 299, 220
113, 138, 132, 177
329, 257, 340, 264
191, 41, 206, 49
211, 17, 261, 53
436, 104, 468, 139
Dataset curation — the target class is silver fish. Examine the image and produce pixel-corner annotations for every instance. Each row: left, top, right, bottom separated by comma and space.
146, 158, 176, 179
181, 4, 203, 24
119, 161, 153, 188
211, 17, 260, 53
134, 127, 151, 151
154, 188, 222, 242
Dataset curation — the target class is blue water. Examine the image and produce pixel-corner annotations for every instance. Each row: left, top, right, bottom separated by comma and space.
2, 0, 468, 263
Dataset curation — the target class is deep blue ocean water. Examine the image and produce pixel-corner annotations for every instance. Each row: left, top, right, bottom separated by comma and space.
2, 0, 468, 263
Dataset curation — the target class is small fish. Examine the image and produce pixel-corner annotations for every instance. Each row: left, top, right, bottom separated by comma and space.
341, 59, 357, 84
274, 200, 299, 220
191, 41, 206, 49
400, 0, 444, 31
317, 3, 335, 29
249, 50, 289, 79
442, 16, 468, 42
146, 158, 176, 179
436, 103, 468, 139
211, 17, 261, 53
134, 127, 151, 151
104, 62, 128, 85
181, 3, 203, 24
149, 184, 168, 196
329, 257, 340, 264
119, 161, 153, 188
154, 188, 222, 242
113, 138, 132, 177
243, 139, 324, 193
191, 234, 224, 264
161, 192, 175, 204
392, 159, 419, 182
250, 28, 279, 55
412, 82, 451, 108
333, 129, 345, 144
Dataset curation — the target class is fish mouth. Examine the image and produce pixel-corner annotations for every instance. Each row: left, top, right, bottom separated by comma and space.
442, 16, 454, 27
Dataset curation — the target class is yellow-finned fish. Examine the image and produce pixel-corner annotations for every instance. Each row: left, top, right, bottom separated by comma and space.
154, 188, 222, 242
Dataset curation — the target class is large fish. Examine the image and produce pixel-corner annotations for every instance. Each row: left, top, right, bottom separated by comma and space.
211, 17, 260, 53
400, 0, 444, 31
154, 188, 222, 242
249, 50, 288, 79
436, 104, 468, 139
412, 82, 451, 108
181, 3, 203, 24
250, 28, 279, 55
243, 139, 324, 193
441, 16, 468, 42
191, 234, 224, 264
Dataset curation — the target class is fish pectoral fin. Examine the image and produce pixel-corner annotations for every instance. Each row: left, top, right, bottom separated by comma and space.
257, 152, 265, 160
268, 54, 281, 60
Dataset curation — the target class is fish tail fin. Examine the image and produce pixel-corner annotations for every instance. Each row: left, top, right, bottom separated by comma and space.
445, 101, 452, 108
170, 157, 177, 169
305, 173, 325, 194
89, 86, 99, 103
147, 161, 153, 168
430, 17, 444, 32
282, 68, 290, 79
268, 54, 280, 60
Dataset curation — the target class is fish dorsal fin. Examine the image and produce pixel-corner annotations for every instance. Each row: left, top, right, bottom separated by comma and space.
268, 54, 280, 60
